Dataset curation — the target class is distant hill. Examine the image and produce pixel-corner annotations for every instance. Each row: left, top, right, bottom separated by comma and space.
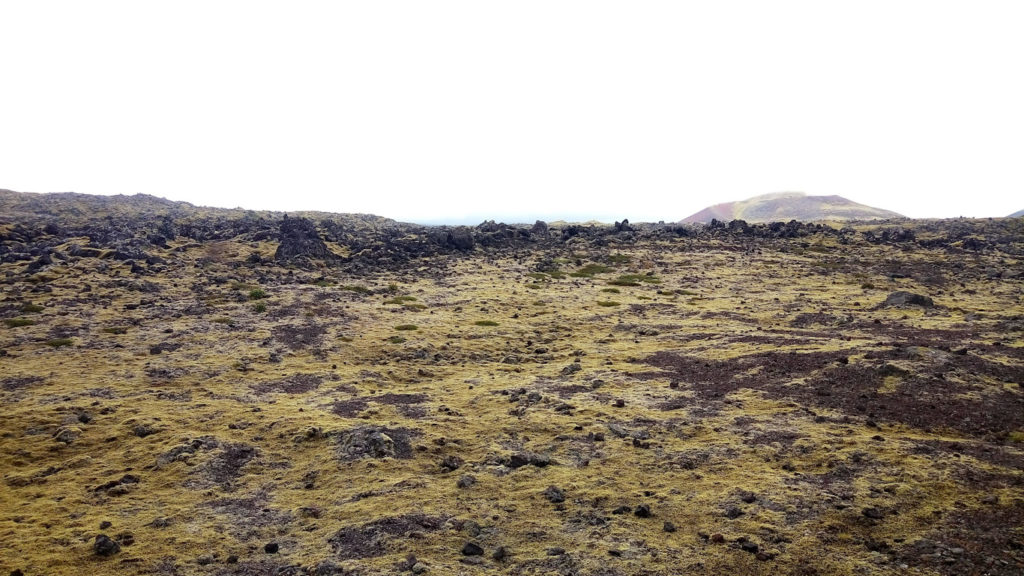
1009, 209, 1024, 218
681, 192, 904, 224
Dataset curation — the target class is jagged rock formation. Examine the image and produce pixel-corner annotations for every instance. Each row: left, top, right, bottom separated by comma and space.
274, 215, 336, 262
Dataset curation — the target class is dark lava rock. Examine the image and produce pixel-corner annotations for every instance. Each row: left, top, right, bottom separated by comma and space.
440, 455, 463, 472
882, 291, 934, 308
612, 505, 632, 515
739, 491, 757, 503
492, 546, 508, 561
461, 542, 484, 556
275, 215, 336, 262
740, 540, 759, 554
264, 542, 279, 554
456, 474, 477, 488
724, 505, 744, 519
634, 504, 652, 518
710, 533, 725, 543
94, 534, 121, 556
862, 507, 885, 520
663, 521, 676, 532
544, 485, 566, 503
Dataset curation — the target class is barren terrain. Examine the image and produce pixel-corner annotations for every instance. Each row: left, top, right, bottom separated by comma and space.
1, 191, 1022, 575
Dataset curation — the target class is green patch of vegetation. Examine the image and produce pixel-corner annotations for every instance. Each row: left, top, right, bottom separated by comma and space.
637, 295, 652, 300
609, 274, 661, 286
338, 336, 354, 343
231, 281, 254, 291
1008, 430, 1024, 443
394, 324, 419, 331
547, 270, 566, 279
861, 282, 875, 290
387, 336, 407, 344
314, 279, 335, 287
101, 326, 128, 334
341, 285, 372, 294
45, 338, 73, 347
248, 288, 267, 300
253, 303, 267, 313
21, 303, 45, 313
474, 320, 499, 326
570, 264, 612, 278
608, 254, 631, 264
676, 289, 698, 296
526, 272, 549, 280
386, 283, 399, 293
601, 287, 621, 294
4, 318, 35, 328
384, 296, 417, 304
526, 283, 543, 290
597, 301, 621, 307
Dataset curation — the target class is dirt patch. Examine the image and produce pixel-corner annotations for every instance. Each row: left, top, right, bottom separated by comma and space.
205, 488, 292, 541
331, 397, 370, 418
251, 373, 322, 394
192, 443, 258, 489
272, 322, 325, 351
1, 376, 44, 391
327, 514, 448, 560
898, 501, 1024, 576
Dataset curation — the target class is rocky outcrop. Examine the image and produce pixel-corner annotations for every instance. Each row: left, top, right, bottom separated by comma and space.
274, 215, 337, 262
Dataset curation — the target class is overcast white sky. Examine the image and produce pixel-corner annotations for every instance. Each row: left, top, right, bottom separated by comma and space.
2, 2, 1022, 223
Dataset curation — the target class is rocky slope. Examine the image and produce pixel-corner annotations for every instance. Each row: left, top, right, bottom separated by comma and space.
681, 192, 904, 224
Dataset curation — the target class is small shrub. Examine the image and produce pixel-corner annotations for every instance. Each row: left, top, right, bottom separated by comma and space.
384, 296, 417, 304
341, 285, 371, 294
597, 301, 621, 307
861, 282, 875, 290
248, 289, 267, 300
253, 303, 267, 313
601, 287, 621, 294
394, 324, 418, 331
1009, 430, 1024, 443
4, 318, 35, 328
102, 327, 128, 334
45, 338, 73, 347
386, 283, 399, 293
474, 320, 499, 327
387, 336, 407, 344
609, 274, 661, 286
676, 289, 697, 296
526, 272, 549, 280
21, 303, 45, 313
608, 254, 631, 264
570, 264, 612, 278
314, 279, 335, 287
526, 283, 543, 290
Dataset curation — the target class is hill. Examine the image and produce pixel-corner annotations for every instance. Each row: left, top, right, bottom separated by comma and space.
1009, 209, 1024, 218
682, 192, 904, 223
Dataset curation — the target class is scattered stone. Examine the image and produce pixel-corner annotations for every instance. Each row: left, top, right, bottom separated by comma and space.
546, 547, 566, 556
740, 540, 759, 554
456, 474, 477, 489
738, 491, 757, 503
710, 533, 725, 543
411, 562, 428, 574
612, 505, 632, 515
461, 542, 484, 556
491, 546, 508, 561
756, 551, 776, 561
663, 521, 676, 532
264, 542, 279, 554
724, 505, 744, 519
226, 555, 239, 564
99, 521, 112, 529
634, 504, 652, 518
561, 363, 582, 376
94, 534, 120, 556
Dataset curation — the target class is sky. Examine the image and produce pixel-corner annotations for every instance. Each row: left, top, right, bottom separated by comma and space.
2, 1, 1022, 224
